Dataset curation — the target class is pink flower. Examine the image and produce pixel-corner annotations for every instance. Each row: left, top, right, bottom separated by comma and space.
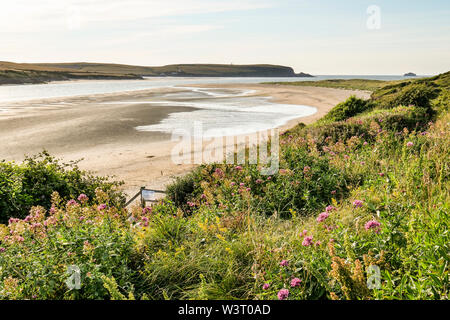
255, 179, 263, 184
301, 229, 308, 236
280, 260, 289, 267
277, 289, 289, 300
67, 199, 77, 206
316, 212, 329, 222
378, 172, 385, 177
262, 283, 270, 290
302, 236, 313, 246
239, 183, 245, 187
315, 241, 322, 246
406, 141, 414, 147
303, 166, 311, 173
325, 205, 337, 212
290, 278, 302, 287
353, 200, 364, 208
365, 220, 381, 233
142, 207, 152, 214
331, 190, 337, 195
235, 166, 243, 171
230, 182, 236, 186
363, 141, 368, 146
0, 247, 5, 253
77, 194, 89, 203
97, 204, 107, 211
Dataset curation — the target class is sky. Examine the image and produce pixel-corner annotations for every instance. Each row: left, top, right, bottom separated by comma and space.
1, 0, 449, 75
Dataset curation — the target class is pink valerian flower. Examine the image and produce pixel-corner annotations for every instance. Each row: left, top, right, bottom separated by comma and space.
267, 176, 272, 181
142, 207, 152, 214
67, 199, 78, 207
325, 205, 336, 212
200, 194, 207, 200
277, 289, 289, 300
77, 194, 89, 203
262, 283, 270, 290
141, 216, 149, 227
235, 166, 243, 171
187, 201, 195, 207
365, 220, 381, 233
363, 141, 368, 146
290, 278, 302, 287
255, 179, 263, 184
406, 141, 414, 147
214, 168, 224, 178
378, 172, 385, 177
280, 260, 289, 267
315, 241, 322, 247
49, 206, 57, 215
316, 212, 329, 222
97, 204, 107, 211
302, 236, 313, 247
230, 182, 236, 186
353, 200, 364, 208
331, 190, 337, 195
301, 229, 308, 237
239, 183, 245, 187
0, 247, 5, 253
246, 187, 251, 192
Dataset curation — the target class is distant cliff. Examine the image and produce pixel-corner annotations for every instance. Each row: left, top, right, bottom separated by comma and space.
0, 61, 313, 85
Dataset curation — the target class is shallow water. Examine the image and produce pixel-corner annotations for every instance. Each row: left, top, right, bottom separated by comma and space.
0, 75, 422, 104
0, 75, 421, 138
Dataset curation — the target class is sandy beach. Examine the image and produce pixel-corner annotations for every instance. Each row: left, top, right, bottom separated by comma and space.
0, 83, 370, 198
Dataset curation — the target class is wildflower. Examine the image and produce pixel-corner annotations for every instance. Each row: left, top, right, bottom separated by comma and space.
353, 200, 364, 208
315, 241, 322, 247
303, 166, 311, 173
302, 236, 313, 246
97, 204, 107, 211
0, 247, 5, 253
142, 207, 152, 214
363, 141, 368, 146
280, 260, 289, 267
262, 283, 270, 290
277, 289, 289, 300
255, 179, 263, 184
239, 183, 245, 187
77, 194, 89, 203
302, 229, 308, 236
267, 176, 272, 181
365, 220, 381, 233
378, 172, 385, 177
316, 212, 329, 222
325, 205, 336, 212
231, 182, 236, 186
235, 165, 243, 171
290, 278, 302, 287
331, 190, 337, 195
406, 141, 414, 147
200, 194, 207, 200
246, 187, 251, 192
187, 201, 195, 207
49, 206, 56, 215
67, 199, 77, 206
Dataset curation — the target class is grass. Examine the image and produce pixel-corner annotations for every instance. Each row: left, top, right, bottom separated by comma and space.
0, 72, 448, 300
263, 79, 405, 92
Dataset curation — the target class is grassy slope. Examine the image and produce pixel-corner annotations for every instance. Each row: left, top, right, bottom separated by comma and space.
0, 73, 448, 300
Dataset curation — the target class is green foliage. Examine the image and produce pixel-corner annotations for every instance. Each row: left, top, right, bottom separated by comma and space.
320, 96, 375, 123
0, 151, 125, 223
0, 73, 448, 300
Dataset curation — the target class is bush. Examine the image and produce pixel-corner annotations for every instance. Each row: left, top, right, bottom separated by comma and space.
321, 96, 374, 122
0, 151, 125, 223
166, 171, 200, 213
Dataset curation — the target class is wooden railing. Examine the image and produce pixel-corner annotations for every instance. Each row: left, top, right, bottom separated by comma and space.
124, 186, 166, 207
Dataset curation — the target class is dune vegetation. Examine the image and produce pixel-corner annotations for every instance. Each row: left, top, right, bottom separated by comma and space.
0, 73, 448, 300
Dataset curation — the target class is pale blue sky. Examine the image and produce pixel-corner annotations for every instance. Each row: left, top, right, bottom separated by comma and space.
1, 0, 449, 74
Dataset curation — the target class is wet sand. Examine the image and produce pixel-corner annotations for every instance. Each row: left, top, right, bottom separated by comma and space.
0, 84, 370, 198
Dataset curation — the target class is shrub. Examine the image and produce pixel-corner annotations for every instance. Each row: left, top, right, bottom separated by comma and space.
321, 96, 374, 123
0, 151, 125, 223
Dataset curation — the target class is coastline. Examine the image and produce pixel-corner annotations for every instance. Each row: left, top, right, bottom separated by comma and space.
0, 83, 370, 198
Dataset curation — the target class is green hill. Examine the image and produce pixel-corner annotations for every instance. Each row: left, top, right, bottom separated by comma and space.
0, 61, 312, 85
